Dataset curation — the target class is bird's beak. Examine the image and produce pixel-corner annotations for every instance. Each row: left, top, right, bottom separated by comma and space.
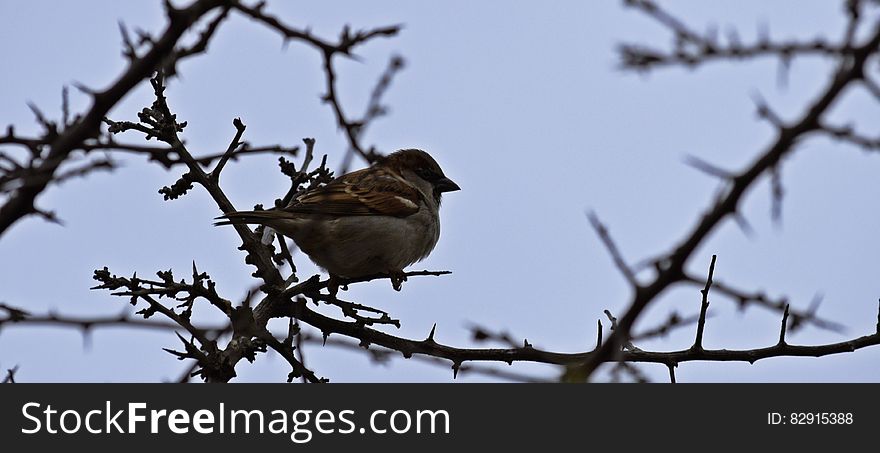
434, 177, 461, 193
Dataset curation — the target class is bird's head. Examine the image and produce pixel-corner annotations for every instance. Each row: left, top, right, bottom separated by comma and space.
382, 149, 460, 204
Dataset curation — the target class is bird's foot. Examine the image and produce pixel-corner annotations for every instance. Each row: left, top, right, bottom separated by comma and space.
388, 271, 408, 291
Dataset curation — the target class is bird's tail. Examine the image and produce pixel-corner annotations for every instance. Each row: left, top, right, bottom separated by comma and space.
214, 210, 288, 228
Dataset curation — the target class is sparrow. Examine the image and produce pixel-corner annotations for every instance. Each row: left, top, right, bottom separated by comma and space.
215, 149, 460, 288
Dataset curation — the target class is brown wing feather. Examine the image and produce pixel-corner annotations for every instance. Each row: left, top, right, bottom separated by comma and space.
285, 168, 421, 218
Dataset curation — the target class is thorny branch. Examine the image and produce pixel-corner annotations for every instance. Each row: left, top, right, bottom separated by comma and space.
86, 252, 880, 383
233, 1, 398, 165
4, 0, 880, 383
0, 302, 228, 337
578, 0, 880, 380
619, 0, 861, 71
89, 5, 434, 380
338, 54, 406, 174
0, 0, 231, 237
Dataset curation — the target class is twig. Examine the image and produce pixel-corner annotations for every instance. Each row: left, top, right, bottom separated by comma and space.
693, 255, 717, 351
779, 304, 791, 345
210, 117, 246, 181
339, 54, 406, 173
232, 1, 398, 165
618, 0, 859, 71
0, 0, 227, 237
681, 273, 846, 332
587, 211, 637, 286
581, 13, 880, 380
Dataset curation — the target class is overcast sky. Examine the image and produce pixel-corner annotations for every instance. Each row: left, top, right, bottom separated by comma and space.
1, 0, 879, 382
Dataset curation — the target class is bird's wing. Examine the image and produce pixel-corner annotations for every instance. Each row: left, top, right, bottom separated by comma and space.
285, 168, 422, 218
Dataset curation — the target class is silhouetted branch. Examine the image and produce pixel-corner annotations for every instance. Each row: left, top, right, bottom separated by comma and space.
0, 131, 299, 171
578, 1, 880, 380
692, 255, 716, 351
820, 122, 880, 151
209, 117, 246, 182
0, 302, 227, 336
8, 0, 880, 384
233, 1, 399, 164
258, 331, 326, 383
339, 54, 406, 173
0, 0, 229, 237
681, 273, 846, 333
162, 5, 231, 76
631, 311, 701, 342
619, 0, 861, 71
587, 211, 637, 286
469, 325, 525, 349
271, 291, 880, 376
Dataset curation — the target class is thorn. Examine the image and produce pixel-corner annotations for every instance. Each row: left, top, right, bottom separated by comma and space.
587, 211, 637, 286
733, 212, 755, 238
71, 81, 95, 96
778, 304, 790, 345
523, 339, 532, 348
82, 328, 93, 351
26, 102, 53, 131
775, 46, 793, 90
683, 155, 732, 179
451, 362, 460, 379
426, 323, 437, 342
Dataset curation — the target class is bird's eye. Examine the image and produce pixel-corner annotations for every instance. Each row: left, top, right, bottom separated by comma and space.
416, 167, 435, 180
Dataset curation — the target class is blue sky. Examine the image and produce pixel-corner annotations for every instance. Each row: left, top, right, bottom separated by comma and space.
1, 0, 879, 382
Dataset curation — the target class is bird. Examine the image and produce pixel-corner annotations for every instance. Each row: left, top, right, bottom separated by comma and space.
215, 149, 460, 290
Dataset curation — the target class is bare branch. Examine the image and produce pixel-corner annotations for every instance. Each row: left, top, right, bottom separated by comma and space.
681, 273, 846, 333
339, 54, 406, 173
587, 211, 638, 286
820, 122, 880, 151
0, 0, 228, 237
693, 255, 717, 351
579, 9, 880, 380
619, 0, 858, 71
232, 1, 399, 165
209, 117, 246, 182
0, 303, 226, 336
